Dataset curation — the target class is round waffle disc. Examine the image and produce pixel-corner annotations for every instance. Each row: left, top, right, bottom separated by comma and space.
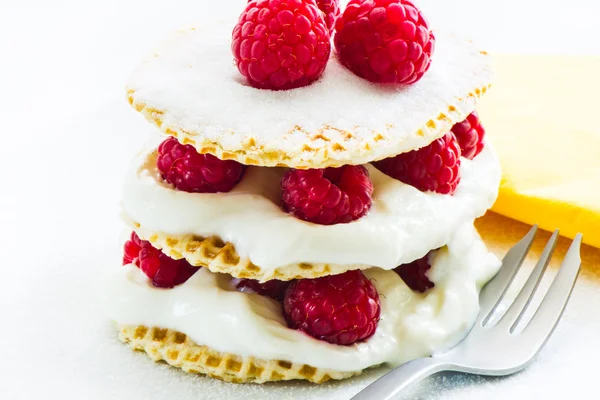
127, 22, 492, 169
118, 325, 360, 384
130, 223, 371, 282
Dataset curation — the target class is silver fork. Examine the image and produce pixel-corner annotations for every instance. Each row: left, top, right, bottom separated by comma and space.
352, 226, 582, 400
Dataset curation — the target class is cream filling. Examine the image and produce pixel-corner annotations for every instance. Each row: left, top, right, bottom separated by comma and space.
106, 223, 500, 372
121, 141, 500, 270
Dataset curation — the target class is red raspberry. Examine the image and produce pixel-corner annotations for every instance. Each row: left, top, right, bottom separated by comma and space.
248, 0, 339, 33
450, 112, 485, 160
234, 278, 291, 301
373, 132, 461, 194
283, 270, 380, 345
317, 0, 341, 33
281, 165, 374, 225
232, 0, 331, 90
394, 253, 434, 293
156, 137, 245, 193
123, 232, 200, 288
334, 0, 435, 84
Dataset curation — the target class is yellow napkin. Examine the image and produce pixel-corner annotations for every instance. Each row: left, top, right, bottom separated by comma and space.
478, 54, 600, 249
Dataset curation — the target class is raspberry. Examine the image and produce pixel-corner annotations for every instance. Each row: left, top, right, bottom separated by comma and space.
283, 270, 380, 345
249, 0, 340, 33
123, 232, 200, 288
334, 0, 435, 84
394, 253, 434, 293
234, 278, 291, 301
373, 132, 461, 194
156, 137, 245, 193
281, 165, 374, 225
450, 112, 485, 160
232, 0, 331, 90
317, 0, 341, 33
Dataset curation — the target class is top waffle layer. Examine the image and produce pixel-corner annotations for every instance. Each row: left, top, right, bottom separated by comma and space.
127, 22, 493, 169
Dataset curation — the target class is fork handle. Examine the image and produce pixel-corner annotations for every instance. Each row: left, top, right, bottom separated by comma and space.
351, 357, 447, 400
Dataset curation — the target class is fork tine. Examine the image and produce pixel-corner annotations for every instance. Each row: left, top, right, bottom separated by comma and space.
522, 234, 582, 344
478, 225, 538, 326
495, 230, 559, 332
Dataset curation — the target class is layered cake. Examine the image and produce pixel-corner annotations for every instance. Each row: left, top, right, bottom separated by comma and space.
107, 0, 502, 384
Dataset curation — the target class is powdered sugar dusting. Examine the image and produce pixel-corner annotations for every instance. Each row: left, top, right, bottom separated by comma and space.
127, 21, 493, 167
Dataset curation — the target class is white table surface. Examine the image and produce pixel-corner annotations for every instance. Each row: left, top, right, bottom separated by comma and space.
1, 0, 599, 399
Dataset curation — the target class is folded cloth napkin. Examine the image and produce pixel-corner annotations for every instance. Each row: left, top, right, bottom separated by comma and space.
478, 54, 600, 248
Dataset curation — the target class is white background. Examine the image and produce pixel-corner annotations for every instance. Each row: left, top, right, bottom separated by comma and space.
1, 0, 599, 399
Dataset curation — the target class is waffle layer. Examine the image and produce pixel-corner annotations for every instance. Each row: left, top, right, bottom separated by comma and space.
118, 325, 360, 384
127, 23, 492, 168
132, 223, 370, 282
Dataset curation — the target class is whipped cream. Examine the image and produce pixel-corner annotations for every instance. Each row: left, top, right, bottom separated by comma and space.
106, 224, 500, 371
121, 140, 501, 270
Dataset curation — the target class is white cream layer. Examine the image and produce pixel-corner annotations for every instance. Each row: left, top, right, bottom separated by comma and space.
121, 141, 501, 270
106, 224, 500, 372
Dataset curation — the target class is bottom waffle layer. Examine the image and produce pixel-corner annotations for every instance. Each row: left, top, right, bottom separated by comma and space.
118, 325, 362, 384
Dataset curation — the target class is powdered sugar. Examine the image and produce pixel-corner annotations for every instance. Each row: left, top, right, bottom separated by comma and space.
127, 20, 493, 167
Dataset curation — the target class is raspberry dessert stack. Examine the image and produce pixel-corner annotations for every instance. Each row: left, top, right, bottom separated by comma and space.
108, 0, 502, 384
